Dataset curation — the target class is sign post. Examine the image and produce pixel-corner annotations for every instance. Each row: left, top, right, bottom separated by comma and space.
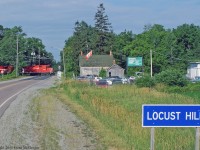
196, 127, 199, 150
142, 104, 200, 149
150, 127, 155, 150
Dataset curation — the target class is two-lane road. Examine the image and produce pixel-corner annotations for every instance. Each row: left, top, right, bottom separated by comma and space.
0, 76, 52, 117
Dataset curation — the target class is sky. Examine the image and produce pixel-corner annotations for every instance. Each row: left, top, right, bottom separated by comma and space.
0, 0, 199, 62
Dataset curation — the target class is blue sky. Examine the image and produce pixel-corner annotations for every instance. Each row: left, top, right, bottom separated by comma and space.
0, 0, 199, 61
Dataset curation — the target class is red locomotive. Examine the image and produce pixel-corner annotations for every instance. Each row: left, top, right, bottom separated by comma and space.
0, 65, 14, 75
22, 64, 53, 75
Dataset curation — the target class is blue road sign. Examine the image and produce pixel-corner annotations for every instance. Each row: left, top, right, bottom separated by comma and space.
142, 104, 200, 127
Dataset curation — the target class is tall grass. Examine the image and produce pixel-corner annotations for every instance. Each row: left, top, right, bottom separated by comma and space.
54, 80, 198, 150
0, 71, 16, 81
30, 93, 61, 150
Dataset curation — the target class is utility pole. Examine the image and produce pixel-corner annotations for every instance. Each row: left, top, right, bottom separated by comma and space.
150, 49, 152, 77
39, 47, 40, 65
63, 49, 66, 79
16, 35, 19, 77
86, 41, 89, 54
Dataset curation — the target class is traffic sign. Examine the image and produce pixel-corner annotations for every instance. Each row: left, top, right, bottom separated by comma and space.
142, 104, 200, 127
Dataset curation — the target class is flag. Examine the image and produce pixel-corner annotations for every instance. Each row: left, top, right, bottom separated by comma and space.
85, 50, 92, 60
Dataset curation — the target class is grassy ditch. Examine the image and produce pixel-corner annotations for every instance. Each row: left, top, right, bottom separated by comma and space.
49, 80, 198, 150
29, 89, 102, 150
30, 93, 61, 150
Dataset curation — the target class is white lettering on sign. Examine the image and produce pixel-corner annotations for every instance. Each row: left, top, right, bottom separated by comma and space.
147, 112, 181, 120
129, 58, 136, 64
185, 112, 200, 120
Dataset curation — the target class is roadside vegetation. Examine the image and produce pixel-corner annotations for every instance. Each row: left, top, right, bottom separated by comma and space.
0, 71, 31, 81
0, 71, 17, 81
44, 79, 199, 150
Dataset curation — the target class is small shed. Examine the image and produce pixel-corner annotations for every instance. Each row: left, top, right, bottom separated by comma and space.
107, 64, 124, 78
186, 62, 200, 79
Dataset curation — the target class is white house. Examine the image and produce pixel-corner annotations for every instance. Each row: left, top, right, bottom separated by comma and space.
79, 51, 124, 77
186, 62, 200, 79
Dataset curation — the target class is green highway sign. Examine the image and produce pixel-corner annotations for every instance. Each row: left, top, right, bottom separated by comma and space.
127, 57, 143, 67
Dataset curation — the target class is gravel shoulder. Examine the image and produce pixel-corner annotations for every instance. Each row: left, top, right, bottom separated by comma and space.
0, 77, 100, 150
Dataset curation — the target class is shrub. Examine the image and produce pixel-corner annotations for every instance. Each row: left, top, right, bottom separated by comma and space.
99, 68, 106, 77
185, 82, 200, 91
135, 75, 155, 88
155, 69, 188, 87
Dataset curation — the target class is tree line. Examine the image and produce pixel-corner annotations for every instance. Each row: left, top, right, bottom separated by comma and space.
63, 3, 200, 77
0, 25, 55, 72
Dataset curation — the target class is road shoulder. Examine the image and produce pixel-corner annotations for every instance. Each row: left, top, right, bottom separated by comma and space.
0, 77, 100, 150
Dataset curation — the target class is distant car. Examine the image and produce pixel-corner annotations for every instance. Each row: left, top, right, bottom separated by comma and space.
108, 76, 121, 81
121, 77, 128, 84
128, 76, 136, 84
135, 72, 143, 78
110, 76, 121, 79
76, 76, 87, 81
112, 78, 123, 85
93, 77, 102, 82
96, 79, 108, 88
103, 77, 113, 85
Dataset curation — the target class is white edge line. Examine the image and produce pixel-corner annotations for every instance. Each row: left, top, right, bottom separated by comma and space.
0, 79, 47, 109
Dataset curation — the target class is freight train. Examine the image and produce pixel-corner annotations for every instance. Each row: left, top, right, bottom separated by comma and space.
22, 64, 54, 75
0, 65, 14, 75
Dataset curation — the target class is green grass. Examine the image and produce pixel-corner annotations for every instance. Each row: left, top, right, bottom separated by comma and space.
165, 82, 200, 103
183, 91, 200, 99
30, 93, 61, 150
0, 70, 24, 81
0, 72, 16, 81
49, 80, 199, 150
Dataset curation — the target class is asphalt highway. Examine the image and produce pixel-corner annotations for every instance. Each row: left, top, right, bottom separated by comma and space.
0, 76, 52, 117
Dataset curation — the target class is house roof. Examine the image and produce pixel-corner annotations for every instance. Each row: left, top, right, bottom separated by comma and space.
108, 64, 124, 71
79, 55, 114, 67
